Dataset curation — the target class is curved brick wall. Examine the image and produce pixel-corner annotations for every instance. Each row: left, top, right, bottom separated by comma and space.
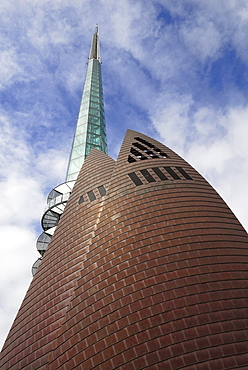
1, 130, 248, 369
0, 149, 116, 369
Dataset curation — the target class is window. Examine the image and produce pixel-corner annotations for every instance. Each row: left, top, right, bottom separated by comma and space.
128, 155, 136, 163
134, 137, 155, 149
78, 195, 84, 204
152, 167, 168, 180
164, 167, 181, 180
176, 167, 193, 180
133, 142, 148, 152
133, 137, 167, 158
128, 172, 143, 186
98, 185, 106, 197
87, 190, 96, 202
140, 169, 156, 183
130, 147, 147, 160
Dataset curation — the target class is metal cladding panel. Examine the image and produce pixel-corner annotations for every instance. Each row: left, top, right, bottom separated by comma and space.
1, 130, 248, 369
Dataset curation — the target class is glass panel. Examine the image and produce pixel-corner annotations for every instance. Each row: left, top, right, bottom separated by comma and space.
77, 114, 88, 123
88, 116, 100, 125
67, 173, 77, 182
80, 107, 89, 114
69, 159, 83, 173
90, 96, 99, 103
89, 108, 100, 117
87, 133, 101, 146
90, 101, 100, 109
80, 102, 89, 109
74, 134, 86, 145
75, 124, 86, 135
88, 124, 100, 134
91, 87, 100, 93
73, 144, 86, 155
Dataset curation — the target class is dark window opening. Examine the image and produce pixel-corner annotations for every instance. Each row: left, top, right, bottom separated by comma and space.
98, 185, 106, 196
128, 155, 136, 163
153, 148, 167, 157
130, 147, 147, 160
134, 137, 155, 149
176, 167, 193, 180
132, 142, 148, 152
132, 143, 159, 158
128, 172, 143, 186
152, 167, 168, 181
164, 167, 181, 180
134, 137, 167, 157
78, 195, 84, 204
140, 169, 156, 183
87, 190, 96, 202
147, 151, 159, 158
159, 152, 167, 158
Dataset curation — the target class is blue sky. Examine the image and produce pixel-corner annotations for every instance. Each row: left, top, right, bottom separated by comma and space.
1, 0, 248, 348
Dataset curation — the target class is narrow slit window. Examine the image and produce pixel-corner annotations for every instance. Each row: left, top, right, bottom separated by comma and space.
78, 195, 84, 204
133, 144, 156, 157
134, 137, 155, 149
176, 167, 193, 180
98, 185, 106, 196
134, 137, 166, 157
130, 147, 147, 160
132, 142, 148, 152
128, 155, 136, 163
152, 167, 168, 181
128, 172, 143, 186
159, 152, 167, 158
140, 169, 156, 183
147, 152, 159, 158
164, 167, 181, 180
87, 190, 96, 202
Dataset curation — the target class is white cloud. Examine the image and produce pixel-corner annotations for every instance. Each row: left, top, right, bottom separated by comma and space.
0, 225, 37, 348
180, 19, 222, 63
0, 112, 68, 349
0, 49, 23, 89
150, 94, 194, 151
152, 102, 248, 231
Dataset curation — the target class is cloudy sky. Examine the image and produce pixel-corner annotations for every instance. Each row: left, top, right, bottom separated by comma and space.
1, 0, 248, 349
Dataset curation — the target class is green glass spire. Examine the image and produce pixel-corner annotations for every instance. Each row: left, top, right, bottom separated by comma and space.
32, 26, 108, 276
66, 25, 108, 182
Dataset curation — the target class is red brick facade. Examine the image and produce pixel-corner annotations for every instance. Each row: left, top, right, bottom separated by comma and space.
1, 130, 248, 369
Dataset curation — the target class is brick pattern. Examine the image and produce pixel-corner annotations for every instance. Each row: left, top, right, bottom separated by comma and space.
1, 130, 248, 370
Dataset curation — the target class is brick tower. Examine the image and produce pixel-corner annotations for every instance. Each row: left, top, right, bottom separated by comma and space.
1, 30, 248, 370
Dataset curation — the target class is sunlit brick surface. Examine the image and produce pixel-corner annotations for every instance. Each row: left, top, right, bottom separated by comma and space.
1, 130, 248, 369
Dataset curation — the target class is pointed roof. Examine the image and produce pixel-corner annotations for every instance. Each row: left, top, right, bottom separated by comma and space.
89, 24, 100, 60
65, 25, 107, 182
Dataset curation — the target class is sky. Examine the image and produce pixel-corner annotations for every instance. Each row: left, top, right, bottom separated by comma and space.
1, 0, 248, 349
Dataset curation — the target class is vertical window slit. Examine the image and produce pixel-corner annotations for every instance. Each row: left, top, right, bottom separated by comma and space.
152, 167, 168, 181
87, 190, 96, 202
176, 167, 193, 180
164, 167, 181, 180
140, 169, 156, 183
128, 172, 143, 186
98, 185, 106, 196
78, 195, 84, 204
